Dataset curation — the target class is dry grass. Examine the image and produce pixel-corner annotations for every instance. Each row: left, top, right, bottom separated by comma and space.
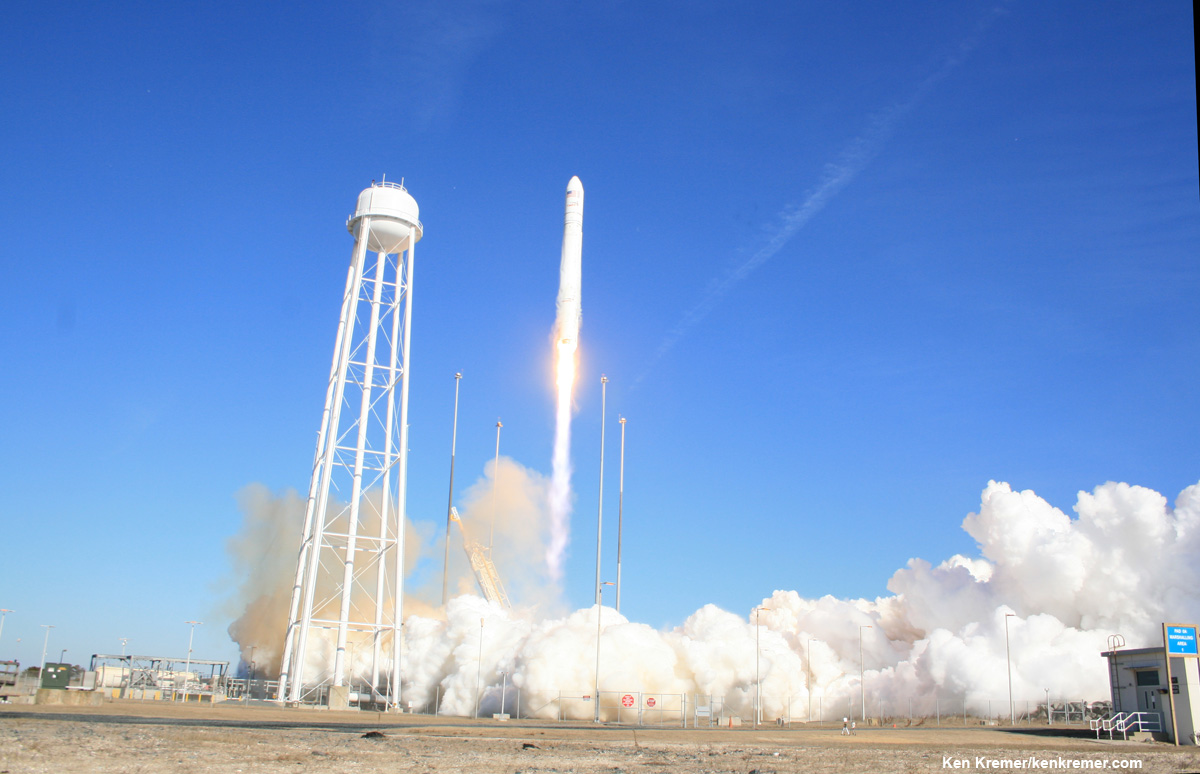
2, 703, 1199, 774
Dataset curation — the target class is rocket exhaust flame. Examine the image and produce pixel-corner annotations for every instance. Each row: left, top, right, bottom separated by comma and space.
547, 177, 584, 581
548, 339, 576, 580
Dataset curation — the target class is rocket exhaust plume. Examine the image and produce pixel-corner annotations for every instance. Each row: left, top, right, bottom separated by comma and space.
228, 477, 1200, 719
548, 176, 583, 580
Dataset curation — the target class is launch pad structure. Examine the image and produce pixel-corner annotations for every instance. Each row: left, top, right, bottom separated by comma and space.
449, 507, 512, 610
277, 179, 422, 707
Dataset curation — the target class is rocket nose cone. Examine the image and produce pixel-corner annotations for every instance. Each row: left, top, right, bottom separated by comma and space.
567, 175, 583, 194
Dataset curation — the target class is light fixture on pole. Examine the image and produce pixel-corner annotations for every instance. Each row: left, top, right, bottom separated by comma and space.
755, 606, 770, 728
595, 375, 608, 606
59, 649, 67, 664
442, 372, 463, 607
38, 624, 54, 680
616, 416, 626, 613
490, 419, 502, 553
119, 638, 128, 657
594, 581, 614, 723
859, 625, 872, 723
1004, 612, 1016, 725
183, 620, 202, 703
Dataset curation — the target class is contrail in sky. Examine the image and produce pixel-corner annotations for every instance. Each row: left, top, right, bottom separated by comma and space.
637, 5, 1010, 383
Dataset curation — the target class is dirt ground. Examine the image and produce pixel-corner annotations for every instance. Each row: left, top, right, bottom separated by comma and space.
3, 700, 1199, 773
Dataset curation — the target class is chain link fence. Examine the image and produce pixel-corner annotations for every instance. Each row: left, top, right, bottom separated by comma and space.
398, 686, 1107, 727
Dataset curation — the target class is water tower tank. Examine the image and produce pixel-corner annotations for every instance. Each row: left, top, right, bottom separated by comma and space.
347, 181, 423, 254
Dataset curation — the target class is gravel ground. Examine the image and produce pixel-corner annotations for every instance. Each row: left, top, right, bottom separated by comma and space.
3, 702, 1199, 773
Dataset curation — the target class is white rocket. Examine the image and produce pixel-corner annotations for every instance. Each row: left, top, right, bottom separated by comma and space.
556, 176, 584, 349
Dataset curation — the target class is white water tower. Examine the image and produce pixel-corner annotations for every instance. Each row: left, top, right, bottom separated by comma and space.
277, 179, 422, 707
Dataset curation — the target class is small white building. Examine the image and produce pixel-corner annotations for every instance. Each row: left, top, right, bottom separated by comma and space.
1103, 646, 1200, 745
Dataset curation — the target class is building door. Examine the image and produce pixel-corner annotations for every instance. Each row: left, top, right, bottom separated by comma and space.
1135, 670, 1161, 710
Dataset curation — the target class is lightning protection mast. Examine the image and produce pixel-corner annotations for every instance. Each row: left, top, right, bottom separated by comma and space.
277, 179, 423, 709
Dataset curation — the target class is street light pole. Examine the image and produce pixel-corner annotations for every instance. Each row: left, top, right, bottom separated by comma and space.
119, 638, 130, 698
594, 581, 614, 723
595, 376, 608, 606
38, 624, 54, 681
807, 638, 818, 722
1005, 613, 1016, 725
859, 625, 872, 723
755, 606, 770, 728
616, 416, 626, 614
183, 620, 202, 703
442, 373, 463, 608
0, 609, 11, 652
59, 649, 67, 664
474, 617, 484, 719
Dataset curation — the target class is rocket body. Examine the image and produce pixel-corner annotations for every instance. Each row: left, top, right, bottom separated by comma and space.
556, 176, 584, 349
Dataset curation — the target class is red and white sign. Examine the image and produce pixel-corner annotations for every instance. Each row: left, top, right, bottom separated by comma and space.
645, 697, 657, 708
621, 694, 635, 707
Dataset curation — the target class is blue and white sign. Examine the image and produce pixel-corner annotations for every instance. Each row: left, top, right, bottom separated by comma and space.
1166, 625, 1198, 655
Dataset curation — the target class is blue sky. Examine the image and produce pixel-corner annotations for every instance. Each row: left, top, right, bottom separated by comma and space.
1, 1, 1196, 669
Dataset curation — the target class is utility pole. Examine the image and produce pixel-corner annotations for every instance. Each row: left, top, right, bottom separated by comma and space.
182, 620, 202, 702
755, 607, 770, 728
807, 638, 818, 722
38, 624, 54, 681
616, 417, 626, 613
859, 625, 872, 723
594, 375, 607, 605
595, 581, 614, 723
1005, 613, 1016, 725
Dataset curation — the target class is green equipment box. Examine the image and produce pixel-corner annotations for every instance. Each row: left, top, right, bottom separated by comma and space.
40, 662, 70, 689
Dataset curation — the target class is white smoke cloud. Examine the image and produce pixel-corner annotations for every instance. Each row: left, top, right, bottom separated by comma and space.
222, 457, 563, 684
225, 477, 1200, 719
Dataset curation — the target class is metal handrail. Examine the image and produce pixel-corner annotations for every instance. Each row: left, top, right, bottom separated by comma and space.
1093, 711, 1164, 740
1091, 713, 1122, 738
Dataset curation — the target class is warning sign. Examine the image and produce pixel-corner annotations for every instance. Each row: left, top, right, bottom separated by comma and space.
621, 694, 635, 707
646, 697, 657, 708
